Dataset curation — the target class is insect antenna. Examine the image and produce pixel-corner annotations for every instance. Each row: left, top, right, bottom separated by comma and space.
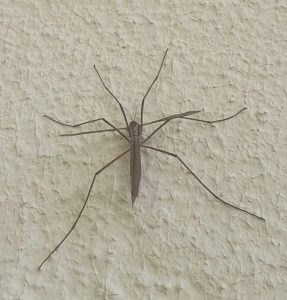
94, 64, 131, 136
140, 49, 168, 127
125, 107, 133, 123
133, 100, 141, 121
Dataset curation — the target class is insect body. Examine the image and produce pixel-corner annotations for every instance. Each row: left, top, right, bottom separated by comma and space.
39, 49, 265, 270
129, 121, 142, 204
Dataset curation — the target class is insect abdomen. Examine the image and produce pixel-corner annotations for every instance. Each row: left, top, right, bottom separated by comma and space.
130, 122, 141, 205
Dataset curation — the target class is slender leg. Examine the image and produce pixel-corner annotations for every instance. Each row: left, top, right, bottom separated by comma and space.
58, 127, 125, 136
38, 149, 130, 270
56, 110, 201, 138
140, 49, 168, 127
44, 115, 105, 128
143, 110, 201, 126
181, 107, 247, 124
142, 108, 247, 144
53, 108, 246, 141
45, 116, 130, 142
141, 145, 265, 221
143, 119, 170, 144
142, 110, 201, 143
93, 65, 131, 136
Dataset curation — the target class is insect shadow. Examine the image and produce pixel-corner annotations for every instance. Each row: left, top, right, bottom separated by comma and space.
39, 49, 265, 270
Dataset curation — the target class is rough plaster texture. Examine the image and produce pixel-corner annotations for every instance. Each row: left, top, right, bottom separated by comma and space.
1, 1, 287, 299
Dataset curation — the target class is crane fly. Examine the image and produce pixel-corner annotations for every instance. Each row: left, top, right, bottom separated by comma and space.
38, 49, 265, 270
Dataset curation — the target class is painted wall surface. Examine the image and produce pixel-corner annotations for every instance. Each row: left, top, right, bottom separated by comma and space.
1, 1, 287, 299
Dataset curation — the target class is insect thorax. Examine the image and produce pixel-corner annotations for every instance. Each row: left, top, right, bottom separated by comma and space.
129, 121, 141, 137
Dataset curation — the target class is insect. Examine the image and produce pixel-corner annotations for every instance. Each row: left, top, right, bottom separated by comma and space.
38, 49, 265, 269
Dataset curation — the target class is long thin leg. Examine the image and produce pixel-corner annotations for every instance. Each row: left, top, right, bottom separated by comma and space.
44, 115, 104, 128
181, 107, 247, 124
143, 119, 170, 144
143, 110, 201, 126
143, 108, 245, 126
142, 145, 265, 221
58, 127, 125, 136
93, 65, 131, 137
140, 49, 168, 127
46, 116, 131, 142
38, 149, 130, 270
142, 110, 201, 144
55, 108, 246, 141
55, 110, 202, 138
142, 108, 246, 144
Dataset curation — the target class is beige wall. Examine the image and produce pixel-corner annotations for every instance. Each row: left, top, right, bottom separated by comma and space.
1, 1, 287, 299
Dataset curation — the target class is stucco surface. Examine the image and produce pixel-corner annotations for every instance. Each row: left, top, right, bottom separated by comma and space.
1, 1, 287, 299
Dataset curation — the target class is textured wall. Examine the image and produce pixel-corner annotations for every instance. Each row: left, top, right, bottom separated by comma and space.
1, 1, 287, 299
